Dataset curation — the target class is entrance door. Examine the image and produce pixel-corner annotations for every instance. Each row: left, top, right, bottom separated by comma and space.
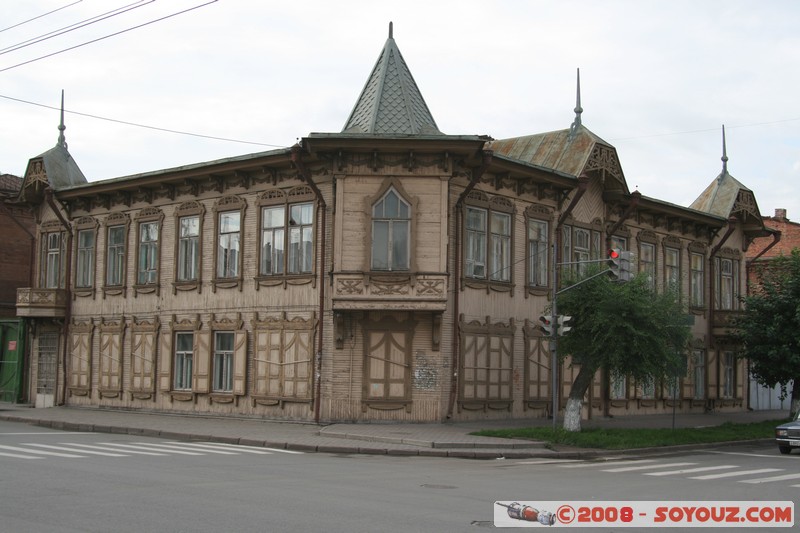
0, 320, 25, 403
36, 332, 58, 408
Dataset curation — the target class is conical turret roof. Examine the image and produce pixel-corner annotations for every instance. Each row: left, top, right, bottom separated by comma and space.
342, 23, 442, 136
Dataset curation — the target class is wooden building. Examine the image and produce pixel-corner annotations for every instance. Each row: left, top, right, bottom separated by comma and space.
15, 27, 770, 422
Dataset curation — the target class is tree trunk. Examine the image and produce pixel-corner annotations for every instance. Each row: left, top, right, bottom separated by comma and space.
562, 364, 596, 432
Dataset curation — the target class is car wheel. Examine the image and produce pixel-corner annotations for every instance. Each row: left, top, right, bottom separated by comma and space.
778, 446, 792, 455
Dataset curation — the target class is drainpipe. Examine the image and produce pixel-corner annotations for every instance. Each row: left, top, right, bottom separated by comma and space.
446, 149, 492, 419
708, 216, 737, 405
45, 188, 72, 406
747, 230, 781, 263
291, 145, 328, 423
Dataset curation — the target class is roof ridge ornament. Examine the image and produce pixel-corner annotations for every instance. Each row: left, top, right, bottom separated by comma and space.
57, 89, 67, 149
568, 68, 582, 141
389, 21, 393, 39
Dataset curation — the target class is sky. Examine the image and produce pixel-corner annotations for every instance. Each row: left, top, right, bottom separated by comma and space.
2, 0, 799, 221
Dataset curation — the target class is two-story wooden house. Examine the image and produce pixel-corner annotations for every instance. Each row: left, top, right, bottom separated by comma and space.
15, 26, 769, 422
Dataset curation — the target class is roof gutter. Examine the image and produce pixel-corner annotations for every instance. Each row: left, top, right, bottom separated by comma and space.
707, 216, 737, 401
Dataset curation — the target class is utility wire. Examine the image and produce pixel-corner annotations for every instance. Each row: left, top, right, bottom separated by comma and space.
0, 0, 218, 73
0, 93, 284, 148
1, 1, 151, 56
0, 0, 83, 33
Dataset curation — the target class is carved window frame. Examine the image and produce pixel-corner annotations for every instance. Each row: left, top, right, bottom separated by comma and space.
172, 201, 205, 294
255, 186, 317, 290
73, 217, 98, 298
663, 236, 682, 297
212, 195, 246, 292
524, 205, 552, 297
102, 212, 130, 298
38, 220, 66, 290
369, 184, 412, 272
688, 242, 707, 310
637, 230, 658, 291
461, 191, 515, 294
208, 313, 247, 404
133, 207, 164, 297
714, 248, 741, 311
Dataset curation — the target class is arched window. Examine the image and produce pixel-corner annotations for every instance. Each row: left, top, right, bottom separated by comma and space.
371, 188, 410, 271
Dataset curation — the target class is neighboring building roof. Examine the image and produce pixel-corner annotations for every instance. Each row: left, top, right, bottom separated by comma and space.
0, 174, 22, 194
342, 23, 443, 136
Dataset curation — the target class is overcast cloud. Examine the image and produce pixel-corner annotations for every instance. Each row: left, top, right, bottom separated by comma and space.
2, 0, 798, 221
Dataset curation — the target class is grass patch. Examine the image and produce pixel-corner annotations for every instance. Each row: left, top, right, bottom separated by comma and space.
472, 419, 787, 450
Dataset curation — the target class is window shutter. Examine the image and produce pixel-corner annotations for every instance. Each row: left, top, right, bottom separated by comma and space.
158, 331, 173, 391
233, 330, 247, 395
192, 332, 211, 393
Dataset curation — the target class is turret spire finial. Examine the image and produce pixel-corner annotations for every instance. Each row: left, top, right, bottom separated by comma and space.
57, 90, 67, 149
721, 124, 728, 175
568, 68, 583, 140
389, 21, 393, 39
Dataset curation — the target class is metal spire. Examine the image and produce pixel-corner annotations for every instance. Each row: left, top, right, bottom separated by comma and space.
568, 68, 582, 140
389, 21, 393, 39
57, 89, 67, 149
721, 124, 728, 175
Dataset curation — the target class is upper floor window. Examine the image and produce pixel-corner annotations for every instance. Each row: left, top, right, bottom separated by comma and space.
715, 257, 739, 310
371, 189, 409, 271
573, 228, 591, 276
664, 246, 680, 293
217, 211, 240, 279
106, 225, 126, 286
640, 242, 656, 290
177, 215, 200, 282
137, 221, 159, 285
75, 229, 95, 289
690, 252, 704, 307
466, 207, 511, 282
39, 230, 65, 289
527, 219, 548, 287
261, 202, 314, 275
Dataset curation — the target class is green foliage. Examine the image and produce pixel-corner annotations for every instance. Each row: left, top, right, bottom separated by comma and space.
472, 419, 785, 449
735, 249, 800, 393
555, 267, 691, 386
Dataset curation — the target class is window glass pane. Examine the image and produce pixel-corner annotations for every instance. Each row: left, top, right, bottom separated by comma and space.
384, 191, 398, 218
264, 206, 284, 229
372, 221, 389, 270
392, 221, 409, 270
217, 212, 240, 278
107, 226, 125, 285
76, 229, 94, 288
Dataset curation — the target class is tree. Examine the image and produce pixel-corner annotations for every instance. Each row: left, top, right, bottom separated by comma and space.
555, 269, 691, 432
735, 248, 800, 418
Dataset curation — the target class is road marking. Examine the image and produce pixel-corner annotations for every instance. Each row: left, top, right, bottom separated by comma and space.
690, 468, 783, 480
559, 459, 659, 468
603, 462, 696, 473
130, 442, 238, 455
740, 472, 800, 484
0, 432, 91, 436
205, 442, 305, 455
0, 451, 43, 459
96, 442, 203, 456
67, 443, 167, 456
22, 443, 127, 457
645, 465, 738, 476
703, 450, 787, 459
0, 444, 83, 458
514, 459, 580, 465
171, 442, 273, 454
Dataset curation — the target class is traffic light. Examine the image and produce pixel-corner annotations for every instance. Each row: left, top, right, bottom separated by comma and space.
619, 251, 634, 281
558, 315, 572, 336
539, 315, 554, 335
607, 248, 621, 279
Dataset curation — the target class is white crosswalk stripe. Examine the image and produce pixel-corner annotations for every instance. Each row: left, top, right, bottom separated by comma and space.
690, 468, 783, 480
644, 465, 738, 476
0, 444, 83, 458
0, 439, 306, 461
602, 461, 696, 473
740, 472, 800, 484
22, 443, 127, 457
559, 459, 658, 469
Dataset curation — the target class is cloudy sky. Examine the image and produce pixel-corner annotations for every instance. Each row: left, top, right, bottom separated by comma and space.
2, 0, 798, 221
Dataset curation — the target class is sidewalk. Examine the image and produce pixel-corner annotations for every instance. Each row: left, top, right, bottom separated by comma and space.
0, 403, 786, 460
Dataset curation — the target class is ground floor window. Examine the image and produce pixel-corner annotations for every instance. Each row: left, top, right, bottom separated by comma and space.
610, 372, 627, 400
213, 332, 234, 393
692, 349, 705, 400
722, 351, 735, 399
174, 332, 193, 391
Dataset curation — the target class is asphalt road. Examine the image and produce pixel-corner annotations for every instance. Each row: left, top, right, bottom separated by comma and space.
1, 420, 796, 532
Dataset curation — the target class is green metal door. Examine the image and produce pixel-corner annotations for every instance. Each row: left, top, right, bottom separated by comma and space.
0, 319, 26, 403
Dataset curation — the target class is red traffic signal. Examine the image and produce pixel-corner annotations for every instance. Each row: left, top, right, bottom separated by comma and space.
607, 248, 621, 279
